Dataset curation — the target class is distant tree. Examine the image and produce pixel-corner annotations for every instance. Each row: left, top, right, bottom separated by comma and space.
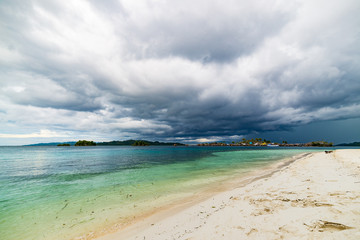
75, 140, 96, 146
309, 141, 332, 147
132, 140, 150, 146
57, 143, 70, 146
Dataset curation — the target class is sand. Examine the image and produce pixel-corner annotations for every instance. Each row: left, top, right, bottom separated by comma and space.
96, 149, 360, 240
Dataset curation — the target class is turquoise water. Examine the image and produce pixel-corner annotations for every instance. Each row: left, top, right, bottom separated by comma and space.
0, 146, 324, 240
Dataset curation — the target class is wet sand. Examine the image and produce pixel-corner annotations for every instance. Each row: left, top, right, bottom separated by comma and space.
96, 149, 360, 240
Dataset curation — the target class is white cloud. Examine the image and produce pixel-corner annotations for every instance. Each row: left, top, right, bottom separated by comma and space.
0, 129, 69, 138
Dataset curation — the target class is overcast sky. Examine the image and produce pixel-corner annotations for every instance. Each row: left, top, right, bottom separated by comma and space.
1, 0, 360, 145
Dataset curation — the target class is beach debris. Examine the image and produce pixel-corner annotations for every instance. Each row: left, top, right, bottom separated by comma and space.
314, 202, 334, 207
279, 198, 291, 202
264, 208, 271, 212
317, 220, 353, 230
246, 228, 258, 236
304, 220, 353, 232
289, 198, 334, 208
325, 151, 333, 154
61, 203, 69, 210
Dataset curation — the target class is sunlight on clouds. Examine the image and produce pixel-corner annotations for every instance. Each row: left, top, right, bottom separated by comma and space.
2, 86, 25, 93
193, 137, 225, 143
109, 118, 172, 130
0, 130, 69, 138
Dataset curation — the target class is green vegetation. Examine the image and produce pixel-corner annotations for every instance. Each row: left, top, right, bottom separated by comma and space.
74, 140, 96, 146
132, 140, 150, 146
97, 140, 139, 146
97, 140, 184, 146
307, 141, 333, 147
198, 138, 335, 147
57, 143, 70, 146
198, 138, 272, 146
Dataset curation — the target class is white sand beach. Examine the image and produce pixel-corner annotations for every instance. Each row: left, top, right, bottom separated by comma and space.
97, 149, 360, 240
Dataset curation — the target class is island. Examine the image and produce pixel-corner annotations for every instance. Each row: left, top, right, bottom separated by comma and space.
57, 143, 70, 146
27, 139, 185, 147
336, 141, 360, 146
132, 140, 150, 146
197, 138, 333, 147
306, 140, 333, 147
74, 140, 97, 146
97, 140, 185, 146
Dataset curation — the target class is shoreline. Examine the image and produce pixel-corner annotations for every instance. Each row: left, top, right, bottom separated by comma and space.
87, 152, 311, 240
93, 152, 312, 239
95, 149, 360, 240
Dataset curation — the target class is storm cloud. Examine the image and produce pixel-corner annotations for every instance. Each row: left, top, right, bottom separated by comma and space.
0, 0, 359, 144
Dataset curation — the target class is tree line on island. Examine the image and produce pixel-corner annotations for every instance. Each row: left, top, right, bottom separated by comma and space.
197, 138, 334, 147
57, 140, 185, 147
56, 138, 334, 147
30, 139, 358, 147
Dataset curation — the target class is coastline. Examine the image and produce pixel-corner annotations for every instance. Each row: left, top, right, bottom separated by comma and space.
0, 147, 318, 240
96, 149, 360, 240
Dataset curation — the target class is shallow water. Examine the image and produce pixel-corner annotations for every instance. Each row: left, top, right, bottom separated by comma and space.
0, 146, 324, 240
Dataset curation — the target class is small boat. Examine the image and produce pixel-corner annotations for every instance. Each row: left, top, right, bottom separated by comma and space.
267, 144, 279, 147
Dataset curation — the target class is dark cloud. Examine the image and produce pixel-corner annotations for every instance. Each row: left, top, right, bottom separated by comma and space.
121, 0, 292, 62
0, 0, 359, 145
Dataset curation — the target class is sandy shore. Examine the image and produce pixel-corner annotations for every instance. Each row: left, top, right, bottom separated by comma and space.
96, 149, 360, 240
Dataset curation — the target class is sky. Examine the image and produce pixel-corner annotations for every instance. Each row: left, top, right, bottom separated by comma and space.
0, 0, 360, 146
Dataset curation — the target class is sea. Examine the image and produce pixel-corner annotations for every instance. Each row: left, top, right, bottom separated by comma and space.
0, 145, 331, 240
